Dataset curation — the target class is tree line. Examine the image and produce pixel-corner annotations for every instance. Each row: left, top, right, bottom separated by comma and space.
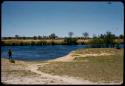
2, 32, 124, 40
1, 32, 124, 48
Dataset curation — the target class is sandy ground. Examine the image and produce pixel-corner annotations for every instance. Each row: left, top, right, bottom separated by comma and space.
48, 52, 114, 62
47, 53, 74, 62
1, 52, 121, 85
1, 58, 96, 85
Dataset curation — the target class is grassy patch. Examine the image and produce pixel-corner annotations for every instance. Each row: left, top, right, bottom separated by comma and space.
72, 48, 122, 55
38, 48, 123, 83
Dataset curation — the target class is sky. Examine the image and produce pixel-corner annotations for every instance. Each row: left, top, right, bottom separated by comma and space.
2, 1, 124, 37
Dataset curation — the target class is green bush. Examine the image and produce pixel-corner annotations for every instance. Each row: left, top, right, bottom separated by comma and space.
31, 41, 36, 45
64, 38, 78, 45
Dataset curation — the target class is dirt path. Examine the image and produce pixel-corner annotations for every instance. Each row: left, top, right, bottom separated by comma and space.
1, 51, 121, 85
24, 62, 121, 85
25, 62, 96, 85
2, 59, 96, 85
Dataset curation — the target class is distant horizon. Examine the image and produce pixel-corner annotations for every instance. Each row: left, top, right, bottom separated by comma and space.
2, 1, 124, 37
1, 31, 123, 38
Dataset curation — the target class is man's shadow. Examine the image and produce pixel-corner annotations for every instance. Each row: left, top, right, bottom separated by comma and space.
9, 59, 15, 63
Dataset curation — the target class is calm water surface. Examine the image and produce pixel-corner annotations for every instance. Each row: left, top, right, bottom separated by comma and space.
1, 44, 124, 61
1, 45, 89, 61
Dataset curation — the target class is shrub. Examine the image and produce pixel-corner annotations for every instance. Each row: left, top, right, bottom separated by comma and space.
64, 38, 78, 45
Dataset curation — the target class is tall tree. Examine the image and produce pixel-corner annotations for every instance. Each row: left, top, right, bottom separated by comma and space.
49, 33, 58, 39
103, 31, 116, 47
68, 32, 74, 38
82, 32, 89, 39
119, 34, 124, 39
33, 36, 37, 40
38, 35, 42, 39
15, 35, 19, 39
99, 34, 105, 39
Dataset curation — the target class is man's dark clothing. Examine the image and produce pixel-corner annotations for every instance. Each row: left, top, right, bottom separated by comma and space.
8, 49, 12, 59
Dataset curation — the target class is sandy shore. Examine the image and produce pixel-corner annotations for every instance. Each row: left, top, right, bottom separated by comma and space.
48, 51, 115, 62
47, 53, 74, 62
1, 57, 97, 85
1, 51, 122, 85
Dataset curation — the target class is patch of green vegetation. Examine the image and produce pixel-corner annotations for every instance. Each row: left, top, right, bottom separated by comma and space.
38, 48, 123, 83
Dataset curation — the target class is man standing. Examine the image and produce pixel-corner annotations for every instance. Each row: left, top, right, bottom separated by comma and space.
8, 49, 13, 61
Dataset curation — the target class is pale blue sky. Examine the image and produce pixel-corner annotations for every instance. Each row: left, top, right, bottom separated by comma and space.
2, 1, 124, 37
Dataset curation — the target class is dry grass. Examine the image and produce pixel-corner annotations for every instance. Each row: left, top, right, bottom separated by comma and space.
2, 38, 123, 44
2, 39, 64, 45
2, 70, 40, 78
1, 58, 40, 79
72, 48, 122, 55
38, 48, 123, 83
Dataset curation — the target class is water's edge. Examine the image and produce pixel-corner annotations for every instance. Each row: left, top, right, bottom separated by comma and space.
1, 45, 124, 61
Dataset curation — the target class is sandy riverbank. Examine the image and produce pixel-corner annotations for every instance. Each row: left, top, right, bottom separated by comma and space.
1, 57, 97, 85
1, 48, 123, 85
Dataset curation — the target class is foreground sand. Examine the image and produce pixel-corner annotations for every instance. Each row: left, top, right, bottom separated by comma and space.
1, 58, 97, 85
1, 49, 122, 85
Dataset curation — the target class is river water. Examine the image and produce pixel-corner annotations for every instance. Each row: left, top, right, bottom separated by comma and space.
1, 44, 124, 61
1, 45, 89, 61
